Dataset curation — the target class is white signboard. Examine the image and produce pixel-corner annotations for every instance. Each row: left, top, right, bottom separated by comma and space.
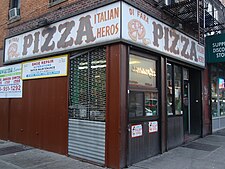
149, 121, 158, 133
22, 55, 68, 80
122, 3, 205, 67
131, 124, 143, 138
4, 2, 120, 63
0, 64, 22, 98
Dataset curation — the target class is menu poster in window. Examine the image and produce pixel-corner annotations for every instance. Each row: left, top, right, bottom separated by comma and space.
0, 64, 22, 98
131, 124, 143, 138
149, 121, 158, 133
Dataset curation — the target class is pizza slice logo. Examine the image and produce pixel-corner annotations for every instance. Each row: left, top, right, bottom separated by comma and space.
7, 43, 19, 60
128, 19, 150, 45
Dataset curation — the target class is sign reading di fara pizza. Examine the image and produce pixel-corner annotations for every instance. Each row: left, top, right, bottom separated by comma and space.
4, 2, 120, 63
122, 3, 205, 68
0, 64, 23, 98
22, 55, 68, 80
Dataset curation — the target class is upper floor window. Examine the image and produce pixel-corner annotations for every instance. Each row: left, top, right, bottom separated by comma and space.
206, 2, 219, 20
11, 0, 20, 8
9, 0, 20, 20
165, 0, 186, 5
49, 0, 67, 7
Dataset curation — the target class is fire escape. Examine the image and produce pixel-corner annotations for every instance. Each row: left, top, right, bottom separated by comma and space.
161, 0, 225, 45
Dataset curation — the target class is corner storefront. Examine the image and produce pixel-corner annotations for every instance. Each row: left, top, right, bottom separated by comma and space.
1, 1, 206, 168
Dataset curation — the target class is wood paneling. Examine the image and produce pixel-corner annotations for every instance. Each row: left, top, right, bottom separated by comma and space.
9, 77, 68, 155
0, 99, 9, 140
105, 43, 128, 169
202, 66, 211, 136
167, 116, 184, 149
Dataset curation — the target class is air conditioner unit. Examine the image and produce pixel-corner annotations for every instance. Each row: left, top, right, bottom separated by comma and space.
9, 8, 20, 19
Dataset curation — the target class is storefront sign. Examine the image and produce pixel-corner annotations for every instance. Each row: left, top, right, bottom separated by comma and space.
22, 55, 68, 80
131, 124, 143, 138
122, 3, 205, 67
4, 2, 205, 68
4, 2, 120, 63
0, 64, 22, 98
206, 34, 225, 63
149, 121, 158, 133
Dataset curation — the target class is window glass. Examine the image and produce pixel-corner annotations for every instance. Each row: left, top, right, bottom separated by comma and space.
167, 63, 173, 115
207, 3, 213, 16
174, 65, 182, 115
129, 54, 156, 89
210, 64, 225, 118
11, 0, 20, 8
145, 92, 158, 116
211, 65, 218, 117
69, 48, 106, 121
129, 92, 144, 118
129, 54, 158, 120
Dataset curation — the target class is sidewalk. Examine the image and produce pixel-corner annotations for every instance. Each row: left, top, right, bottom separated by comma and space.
1, 129, 225, 169
0, 141, 104, 169
129, 129, 225, 169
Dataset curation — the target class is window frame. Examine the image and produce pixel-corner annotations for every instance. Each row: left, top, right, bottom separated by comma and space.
128, 51, 159, 123
167, 62, 184, 117
49, 0, 67, 7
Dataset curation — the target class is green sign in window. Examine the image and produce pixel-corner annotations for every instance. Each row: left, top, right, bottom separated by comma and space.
206, 34, 225, 63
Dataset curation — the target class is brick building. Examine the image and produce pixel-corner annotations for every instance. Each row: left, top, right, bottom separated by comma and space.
0, 0, 224, 168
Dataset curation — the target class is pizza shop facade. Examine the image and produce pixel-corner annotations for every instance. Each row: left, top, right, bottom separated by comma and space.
2, 1, 206, 169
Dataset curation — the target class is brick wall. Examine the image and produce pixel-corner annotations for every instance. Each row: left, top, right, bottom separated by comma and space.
0, 0, 9, 49
8, 0, 178, 37
8, 0, 117, 36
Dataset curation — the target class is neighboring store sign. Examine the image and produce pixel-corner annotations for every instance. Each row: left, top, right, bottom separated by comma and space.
149, 121, 158, 133
0, 64, 22, 98
131, 124, 143, 138
22, 55, 68, 80
122, 3, 205, 67
206, 34, 225, 63
4, 2, 120, 63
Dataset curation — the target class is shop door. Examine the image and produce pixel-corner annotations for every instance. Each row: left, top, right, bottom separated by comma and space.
183, 80, 190, 134
127, 54, 160, 166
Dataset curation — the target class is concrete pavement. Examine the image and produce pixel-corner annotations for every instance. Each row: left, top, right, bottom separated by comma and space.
1, 129, 225, 169
129, 130, 225, 169
0, 141, 104, 169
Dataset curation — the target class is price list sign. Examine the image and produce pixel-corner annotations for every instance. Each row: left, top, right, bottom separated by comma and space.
0, 64, 22, 98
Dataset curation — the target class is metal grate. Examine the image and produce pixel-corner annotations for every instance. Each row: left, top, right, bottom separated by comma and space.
69, 48, 106, 121
68, 48, 106, 164
182, 142, 219, 151
0, 145, 33, 156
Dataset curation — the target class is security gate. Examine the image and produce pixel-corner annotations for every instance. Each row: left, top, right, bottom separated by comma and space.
68, 48, 106, 164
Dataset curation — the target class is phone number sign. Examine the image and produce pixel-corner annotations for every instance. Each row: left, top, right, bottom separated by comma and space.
0, 64, 22, 98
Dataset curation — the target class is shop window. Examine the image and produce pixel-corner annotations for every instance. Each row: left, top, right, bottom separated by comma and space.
167, 63, 182, 116
211, 64, 225, 118
129, 91, 158, 118
167, 63, 173, 115
174, 65, 182, 115
129, 54, 158, 121
69, 48, 106, 121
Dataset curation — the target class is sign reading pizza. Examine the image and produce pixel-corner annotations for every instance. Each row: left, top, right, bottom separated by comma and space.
122, 3, 205, 67
4, 2, 120, 63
